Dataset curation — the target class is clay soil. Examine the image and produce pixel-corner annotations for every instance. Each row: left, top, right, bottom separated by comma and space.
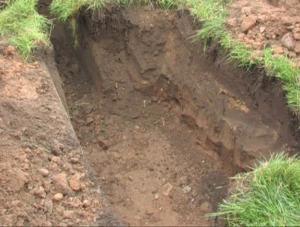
1, 2, 300, 227
226, 0, 300, 67
0, 44, 123, 226
51, 5, 300, 226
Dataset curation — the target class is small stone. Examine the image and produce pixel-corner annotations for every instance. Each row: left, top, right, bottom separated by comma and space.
10, 200, 21, 207
154, 194, 159, 200
52, 173, 71, 195
182, 186, 192, 194
86, 117, 94, 125
70, 158, 80, 164
281, 33, 296, 50
39, 168, 49, 177
295, 44, 300, 54
51, 140, 62, 156
162, 183, 173, 197
53, 193, 63, 201
226, 18, 236, 27
44, 198, 53, 213
293, 32, 300, 40
80, 184, 87, 191
282, 16, 293, 26
43, 180, 52, 193
83, 200, 90, 207
68, 174, 81, 191
4, 45, 16, 56
199, 201, 213, 213
241, 15, 257, 33
33, 187, 46, 198
134, 125, 140, 130
63, 210, 75, 219
259, 26, 266, 33
241, 7, 252, 15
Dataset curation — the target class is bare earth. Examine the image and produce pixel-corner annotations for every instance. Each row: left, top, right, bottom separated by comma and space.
227, 0, 300, 67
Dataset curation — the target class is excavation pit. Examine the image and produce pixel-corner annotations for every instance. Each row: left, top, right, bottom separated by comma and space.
50, 6, 300, 226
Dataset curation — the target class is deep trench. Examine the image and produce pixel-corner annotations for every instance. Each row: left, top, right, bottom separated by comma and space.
49, 6, 300, 226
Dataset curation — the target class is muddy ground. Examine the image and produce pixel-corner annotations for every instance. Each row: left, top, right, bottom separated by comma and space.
50, 5, 300, 226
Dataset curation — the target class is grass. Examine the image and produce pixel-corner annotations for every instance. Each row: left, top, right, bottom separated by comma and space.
0, 0, 51, 59
49, 0, 107, 22
209, 153, 300, 226
180, 0, 300, 112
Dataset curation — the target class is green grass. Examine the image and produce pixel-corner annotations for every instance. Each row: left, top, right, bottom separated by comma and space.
0, 0, 51, 59
209, 153, 300, 226
49, 0, 107, 22
180, 0, 300, 112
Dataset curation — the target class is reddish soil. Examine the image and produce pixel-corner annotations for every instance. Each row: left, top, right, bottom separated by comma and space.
0, 44, 122, 226
226, 0, 300, 67
51, 6, 300, 226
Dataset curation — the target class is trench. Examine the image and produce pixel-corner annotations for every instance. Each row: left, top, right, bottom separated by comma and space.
49, 6, 300, 226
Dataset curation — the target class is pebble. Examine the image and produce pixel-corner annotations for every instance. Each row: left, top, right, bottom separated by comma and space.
39, 168, 50, 177
83, 200, 90, 207
44, 198, 53, 214
33, 187, 46, 198
52, 173, 71, 195
162, 183, 173, 197
63, 210, 75, 219
70, 158, 80, 164
199, 201, 213, 213
182, 186, 192, 194
154, 194, 159, 200
68, 174, 81, 191
53, 193, 63, 201
86, 117, 94, 125
281, 33, 296, 50
241, 15, 257, 33
51, 140, 62, 156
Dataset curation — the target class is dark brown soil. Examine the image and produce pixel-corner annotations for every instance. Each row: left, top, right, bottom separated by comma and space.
51, 5, 300, 226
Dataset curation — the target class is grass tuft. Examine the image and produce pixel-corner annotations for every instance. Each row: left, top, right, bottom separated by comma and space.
0, 0, 51, 59
50, 0, 107, 22
210, 153, 300, 226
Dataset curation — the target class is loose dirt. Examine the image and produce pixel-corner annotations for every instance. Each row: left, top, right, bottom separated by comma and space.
0, 44, 122, 226
226, 0, 300, 67
51, 6, 300, 226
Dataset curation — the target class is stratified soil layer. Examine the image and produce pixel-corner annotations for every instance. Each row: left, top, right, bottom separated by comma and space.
51, 6, 300, 226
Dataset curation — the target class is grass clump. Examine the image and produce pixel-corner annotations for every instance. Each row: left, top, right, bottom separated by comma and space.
212, 153, 300, 226
0, 0, 51, 59
50, 0, 107, 22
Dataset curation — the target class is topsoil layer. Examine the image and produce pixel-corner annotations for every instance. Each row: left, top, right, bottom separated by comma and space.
51, 5, 300, 226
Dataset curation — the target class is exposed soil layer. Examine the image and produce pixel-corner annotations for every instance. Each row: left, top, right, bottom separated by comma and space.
52, 6, 300, 226
227, 0, 300, 67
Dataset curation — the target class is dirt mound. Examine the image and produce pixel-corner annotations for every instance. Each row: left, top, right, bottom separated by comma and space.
51, 6, 300, 226
0, 45, 122, 226
227, 0, 300, 66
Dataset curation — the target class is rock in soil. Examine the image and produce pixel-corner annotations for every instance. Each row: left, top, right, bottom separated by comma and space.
281, 33, 296, 50
241, 15, 257, 33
